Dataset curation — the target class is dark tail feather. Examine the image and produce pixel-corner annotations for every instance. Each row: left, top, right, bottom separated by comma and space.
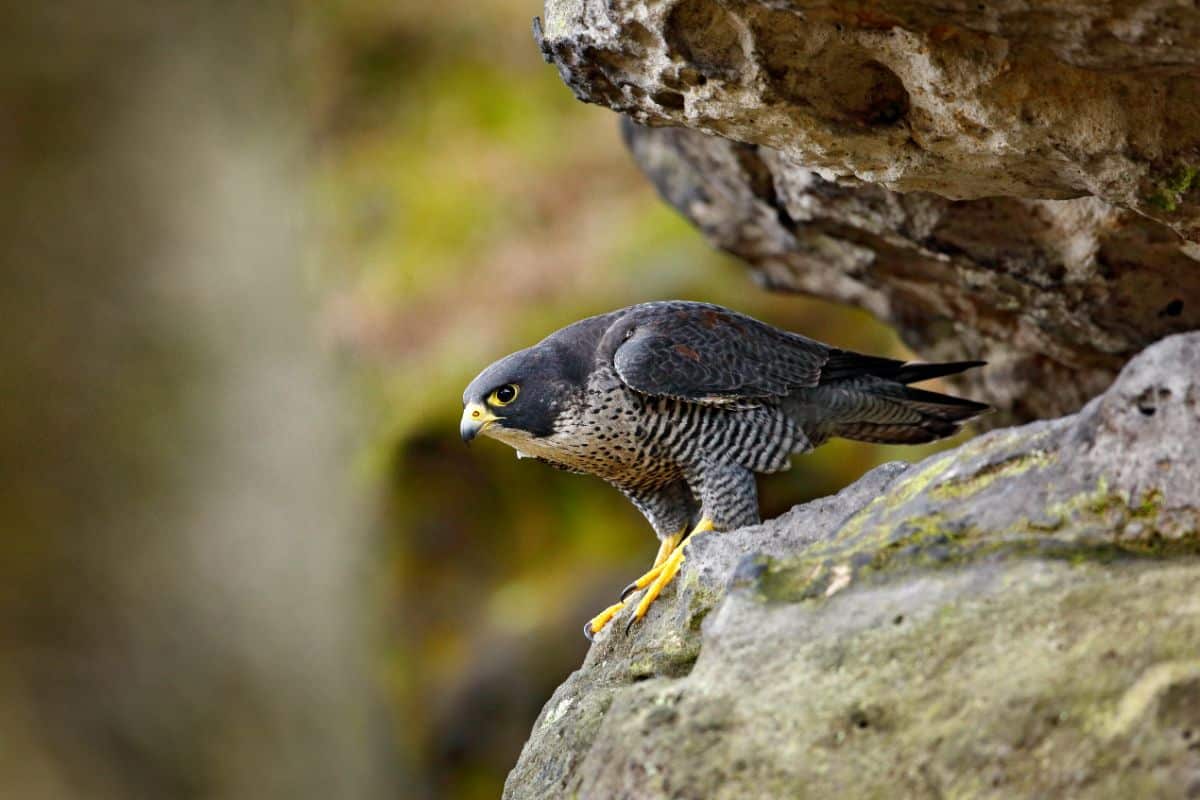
891, 360, 987, 385
822, 351, 986, 386
814, 377, 990, 447
892, 384, 990, 417
832, 419, 961, 445
796, 355, 989, 447
821, 351, 906, 382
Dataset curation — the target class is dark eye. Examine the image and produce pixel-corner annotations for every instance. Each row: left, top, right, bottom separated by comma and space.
491, 384, 519, 406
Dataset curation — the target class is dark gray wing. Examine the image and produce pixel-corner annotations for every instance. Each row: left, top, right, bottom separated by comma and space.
610, 302, 837, 404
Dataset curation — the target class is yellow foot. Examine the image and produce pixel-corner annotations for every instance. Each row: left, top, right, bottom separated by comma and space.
653, 530, 685, 569
583, 520, 714, 640
625, 517, 713, 632
585, 529, 685, 640
620, 528, 686, 601
584, 600, 627, 641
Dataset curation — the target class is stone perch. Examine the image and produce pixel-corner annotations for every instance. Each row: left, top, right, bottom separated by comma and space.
504, 333, 1200, 799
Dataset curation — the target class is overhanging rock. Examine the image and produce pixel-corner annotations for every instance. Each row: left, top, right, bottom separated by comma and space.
536, 0, 1200, 239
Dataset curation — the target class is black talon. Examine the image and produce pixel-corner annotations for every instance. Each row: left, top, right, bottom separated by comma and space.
620, 581, 640, 601
583, 621, 596, 641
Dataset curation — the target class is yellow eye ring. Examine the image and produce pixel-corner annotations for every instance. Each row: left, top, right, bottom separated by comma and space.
489, 384, 519, 406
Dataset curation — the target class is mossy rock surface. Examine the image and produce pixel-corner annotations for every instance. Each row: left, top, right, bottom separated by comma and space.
504, 334, 1200, 799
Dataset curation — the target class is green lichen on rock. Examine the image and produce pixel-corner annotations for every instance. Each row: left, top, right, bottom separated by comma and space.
928, 448, 1056, 501
745, 477, 1194, 607
1147, 164, 1198, 212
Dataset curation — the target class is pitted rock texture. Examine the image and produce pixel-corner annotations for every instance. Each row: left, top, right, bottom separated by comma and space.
624, 120, 1200, 425
536, 0, 1200, 240
504, 333, 1200, 799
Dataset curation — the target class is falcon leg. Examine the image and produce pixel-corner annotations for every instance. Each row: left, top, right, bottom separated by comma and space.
585, 481, 697, 640
614, 463, 756, 634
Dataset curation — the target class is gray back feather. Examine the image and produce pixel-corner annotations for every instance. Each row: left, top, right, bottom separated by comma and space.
606, 302, 830, 403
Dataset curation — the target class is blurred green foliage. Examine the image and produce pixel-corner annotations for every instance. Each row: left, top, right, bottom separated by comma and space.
308, 1, 969, 797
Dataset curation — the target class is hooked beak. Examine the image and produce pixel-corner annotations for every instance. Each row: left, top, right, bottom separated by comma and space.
460, 402, 499, 443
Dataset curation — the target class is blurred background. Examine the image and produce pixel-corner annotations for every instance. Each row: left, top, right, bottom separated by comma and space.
2, 2, 967, 799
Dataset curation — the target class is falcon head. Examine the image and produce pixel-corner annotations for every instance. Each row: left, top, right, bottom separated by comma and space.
460, 343, 582, 445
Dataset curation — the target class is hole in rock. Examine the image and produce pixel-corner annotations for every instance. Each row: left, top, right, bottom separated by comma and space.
651, 90, 686, 110
756, 28, 911, 129
1136, 386, 1173, 416
664, 0, 748, 80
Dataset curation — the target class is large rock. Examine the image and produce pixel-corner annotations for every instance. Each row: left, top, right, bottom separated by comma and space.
536, 0, 1200, 239
504, 333, 1200, 799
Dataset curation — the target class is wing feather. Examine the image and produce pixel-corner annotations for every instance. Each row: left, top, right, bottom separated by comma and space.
610, 302, 831, 403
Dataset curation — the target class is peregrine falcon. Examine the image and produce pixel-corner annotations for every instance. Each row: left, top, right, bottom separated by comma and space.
460, 301, 987, 638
